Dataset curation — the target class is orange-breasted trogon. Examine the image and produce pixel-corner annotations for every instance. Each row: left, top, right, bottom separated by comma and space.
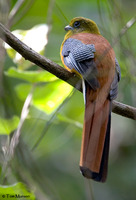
60, 17, 121, 182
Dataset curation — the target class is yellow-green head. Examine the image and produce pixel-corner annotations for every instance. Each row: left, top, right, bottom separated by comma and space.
64, 17, 100, 39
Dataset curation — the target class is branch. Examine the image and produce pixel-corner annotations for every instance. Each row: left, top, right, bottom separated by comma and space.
0, 23, 79, 87
0, 22, 136, 120
112, 101, 136, 120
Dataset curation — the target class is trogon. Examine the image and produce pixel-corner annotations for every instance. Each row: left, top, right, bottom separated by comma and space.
60, 17, 121, 182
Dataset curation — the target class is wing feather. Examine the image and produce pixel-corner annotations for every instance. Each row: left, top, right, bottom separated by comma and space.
62, 38, 99, 90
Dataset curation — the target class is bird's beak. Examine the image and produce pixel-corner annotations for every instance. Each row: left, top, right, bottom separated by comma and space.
64, 25, 73, 31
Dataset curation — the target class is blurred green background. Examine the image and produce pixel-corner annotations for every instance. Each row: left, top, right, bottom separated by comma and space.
0, 0, 136, 199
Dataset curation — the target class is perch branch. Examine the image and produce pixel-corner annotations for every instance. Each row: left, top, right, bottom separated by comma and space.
0, 22, 136, 120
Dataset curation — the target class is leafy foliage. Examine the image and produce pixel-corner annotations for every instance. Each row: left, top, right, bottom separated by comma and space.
5, 67, 57, 83
0, 0, 136, 200
0, 116, 19, 135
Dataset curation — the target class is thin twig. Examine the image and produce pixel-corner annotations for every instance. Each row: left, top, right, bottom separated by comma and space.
8, 0, 25, 27
8, 88, 33, 158
7, 0, 35, 28
119, 16, 136, 37
0, 22, 136, 120
0, 86, 34, 184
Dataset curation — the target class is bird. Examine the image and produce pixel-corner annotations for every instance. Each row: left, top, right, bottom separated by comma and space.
60, 17, 121, 182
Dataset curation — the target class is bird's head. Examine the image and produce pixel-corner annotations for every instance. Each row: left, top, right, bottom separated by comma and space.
64, 17, 100, 39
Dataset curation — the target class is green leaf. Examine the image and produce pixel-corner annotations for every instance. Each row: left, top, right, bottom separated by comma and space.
5, 67, 57, 83
15, 81, 73, 114
0, 116, 19, 135
0, 182, 35, 200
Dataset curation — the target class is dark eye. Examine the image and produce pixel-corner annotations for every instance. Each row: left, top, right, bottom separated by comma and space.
74, 21, 80, 28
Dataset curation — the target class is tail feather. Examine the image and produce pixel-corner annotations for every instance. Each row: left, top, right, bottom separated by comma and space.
80, 85, 111, 182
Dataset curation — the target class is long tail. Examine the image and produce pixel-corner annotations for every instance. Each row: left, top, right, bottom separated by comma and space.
80, 84, 111, 182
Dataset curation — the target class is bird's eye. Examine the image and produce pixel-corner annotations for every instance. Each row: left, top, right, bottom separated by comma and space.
74, 21, 80, 28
